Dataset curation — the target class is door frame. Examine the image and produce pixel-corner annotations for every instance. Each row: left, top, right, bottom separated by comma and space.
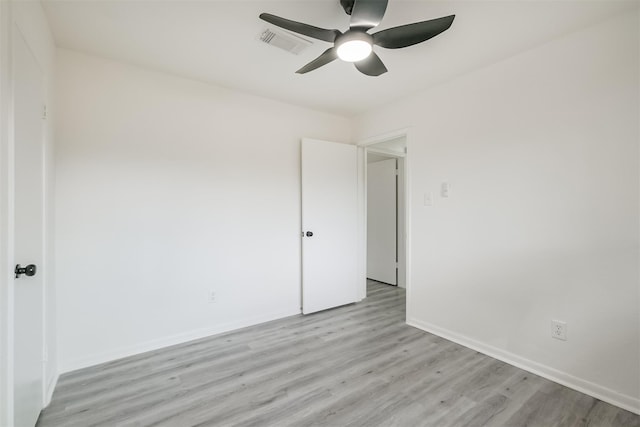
357, 128, 412, 309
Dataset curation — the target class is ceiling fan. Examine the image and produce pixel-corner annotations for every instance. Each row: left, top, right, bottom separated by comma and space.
259, 0, 455, 76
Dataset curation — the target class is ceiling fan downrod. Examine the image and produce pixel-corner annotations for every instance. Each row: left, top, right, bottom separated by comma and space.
340, 0, 355, 15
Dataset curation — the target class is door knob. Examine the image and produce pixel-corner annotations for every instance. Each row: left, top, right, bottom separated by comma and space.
306, 231, 313, 237
15, 264, 36, 279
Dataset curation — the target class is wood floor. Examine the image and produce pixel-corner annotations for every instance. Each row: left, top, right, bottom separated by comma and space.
38, 281, 639, 427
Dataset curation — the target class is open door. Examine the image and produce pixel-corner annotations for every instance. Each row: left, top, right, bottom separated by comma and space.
13, 25, 45, 427
367, 158, 397, 285
301, 139, 358, 314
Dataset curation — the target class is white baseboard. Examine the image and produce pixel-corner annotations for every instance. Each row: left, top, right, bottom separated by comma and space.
407, 317, 640, 415
60, 308, 301, 374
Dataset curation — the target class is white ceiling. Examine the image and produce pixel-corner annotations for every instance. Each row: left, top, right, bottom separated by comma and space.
42, 0, 636, 116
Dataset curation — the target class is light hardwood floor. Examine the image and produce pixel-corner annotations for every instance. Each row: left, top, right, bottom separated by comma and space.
38, 281, 639, 427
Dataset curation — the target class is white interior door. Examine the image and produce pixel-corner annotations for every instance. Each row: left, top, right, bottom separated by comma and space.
301, 139, 358, 314
367, 158, 397, 285
13, 25, 45, 427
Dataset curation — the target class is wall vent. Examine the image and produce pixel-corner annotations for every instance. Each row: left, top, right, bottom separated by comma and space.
259, 27, 312, 55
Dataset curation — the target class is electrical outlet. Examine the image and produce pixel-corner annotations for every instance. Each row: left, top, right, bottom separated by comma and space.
208, 291, 216, 303
551, 320, 567, 341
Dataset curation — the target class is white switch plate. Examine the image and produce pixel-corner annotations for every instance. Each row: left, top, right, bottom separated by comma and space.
441, 182, 450, 198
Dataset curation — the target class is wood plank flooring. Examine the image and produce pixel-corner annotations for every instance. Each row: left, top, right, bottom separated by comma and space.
38, 281, 639, 427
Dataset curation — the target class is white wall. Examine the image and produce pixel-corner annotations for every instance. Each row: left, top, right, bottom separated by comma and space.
354, 10, 639, 412
55, 49, 352, 372
0, 0, 56, 423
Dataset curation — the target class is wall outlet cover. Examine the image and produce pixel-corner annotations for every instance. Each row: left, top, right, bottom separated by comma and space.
551, 320, 567, 341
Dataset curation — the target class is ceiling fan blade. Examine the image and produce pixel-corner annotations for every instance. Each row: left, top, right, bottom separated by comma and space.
296, 48, 338, 74
349, 0, 388, 31
259, 13, 342, 43
354, 52, 387, 76
373, 15, 455, 49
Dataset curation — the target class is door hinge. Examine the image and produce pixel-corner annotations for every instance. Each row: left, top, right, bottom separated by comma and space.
42, 104, 47, 120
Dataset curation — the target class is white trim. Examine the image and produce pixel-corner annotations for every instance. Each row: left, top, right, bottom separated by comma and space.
38, 35, 48, 411
356, 146, 367, 301
407, 317, 640, 415
60, 308, 301, 374
362, 150, 368, 299
366, 147, 406, 158
402, 131, 413, 314
358, 128, 411, 148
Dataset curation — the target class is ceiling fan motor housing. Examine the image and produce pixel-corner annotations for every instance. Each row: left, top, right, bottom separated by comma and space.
336, 30, 373, 47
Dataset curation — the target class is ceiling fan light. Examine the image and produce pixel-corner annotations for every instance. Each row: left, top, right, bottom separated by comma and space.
337, 40, 372, 62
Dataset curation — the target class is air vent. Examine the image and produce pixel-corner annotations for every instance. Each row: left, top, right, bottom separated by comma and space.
259, 27, 312, 55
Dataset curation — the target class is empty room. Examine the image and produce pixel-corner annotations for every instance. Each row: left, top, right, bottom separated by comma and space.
1, 0, 639, 426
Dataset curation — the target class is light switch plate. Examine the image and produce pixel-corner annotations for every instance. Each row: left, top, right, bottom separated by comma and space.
441, 182, 450, 198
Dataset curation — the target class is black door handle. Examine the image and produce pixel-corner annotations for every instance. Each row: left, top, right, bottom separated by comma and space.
306, 231, 313, 237
15, 264, 36, 279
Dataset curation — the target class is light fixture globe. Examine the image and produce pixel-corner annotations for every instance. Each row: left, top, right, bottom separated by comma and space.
335, 32, 373, 62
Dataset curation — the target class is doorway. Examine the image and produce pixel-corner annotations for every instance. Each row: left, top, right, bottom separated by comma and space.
364, 135, 407, 296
